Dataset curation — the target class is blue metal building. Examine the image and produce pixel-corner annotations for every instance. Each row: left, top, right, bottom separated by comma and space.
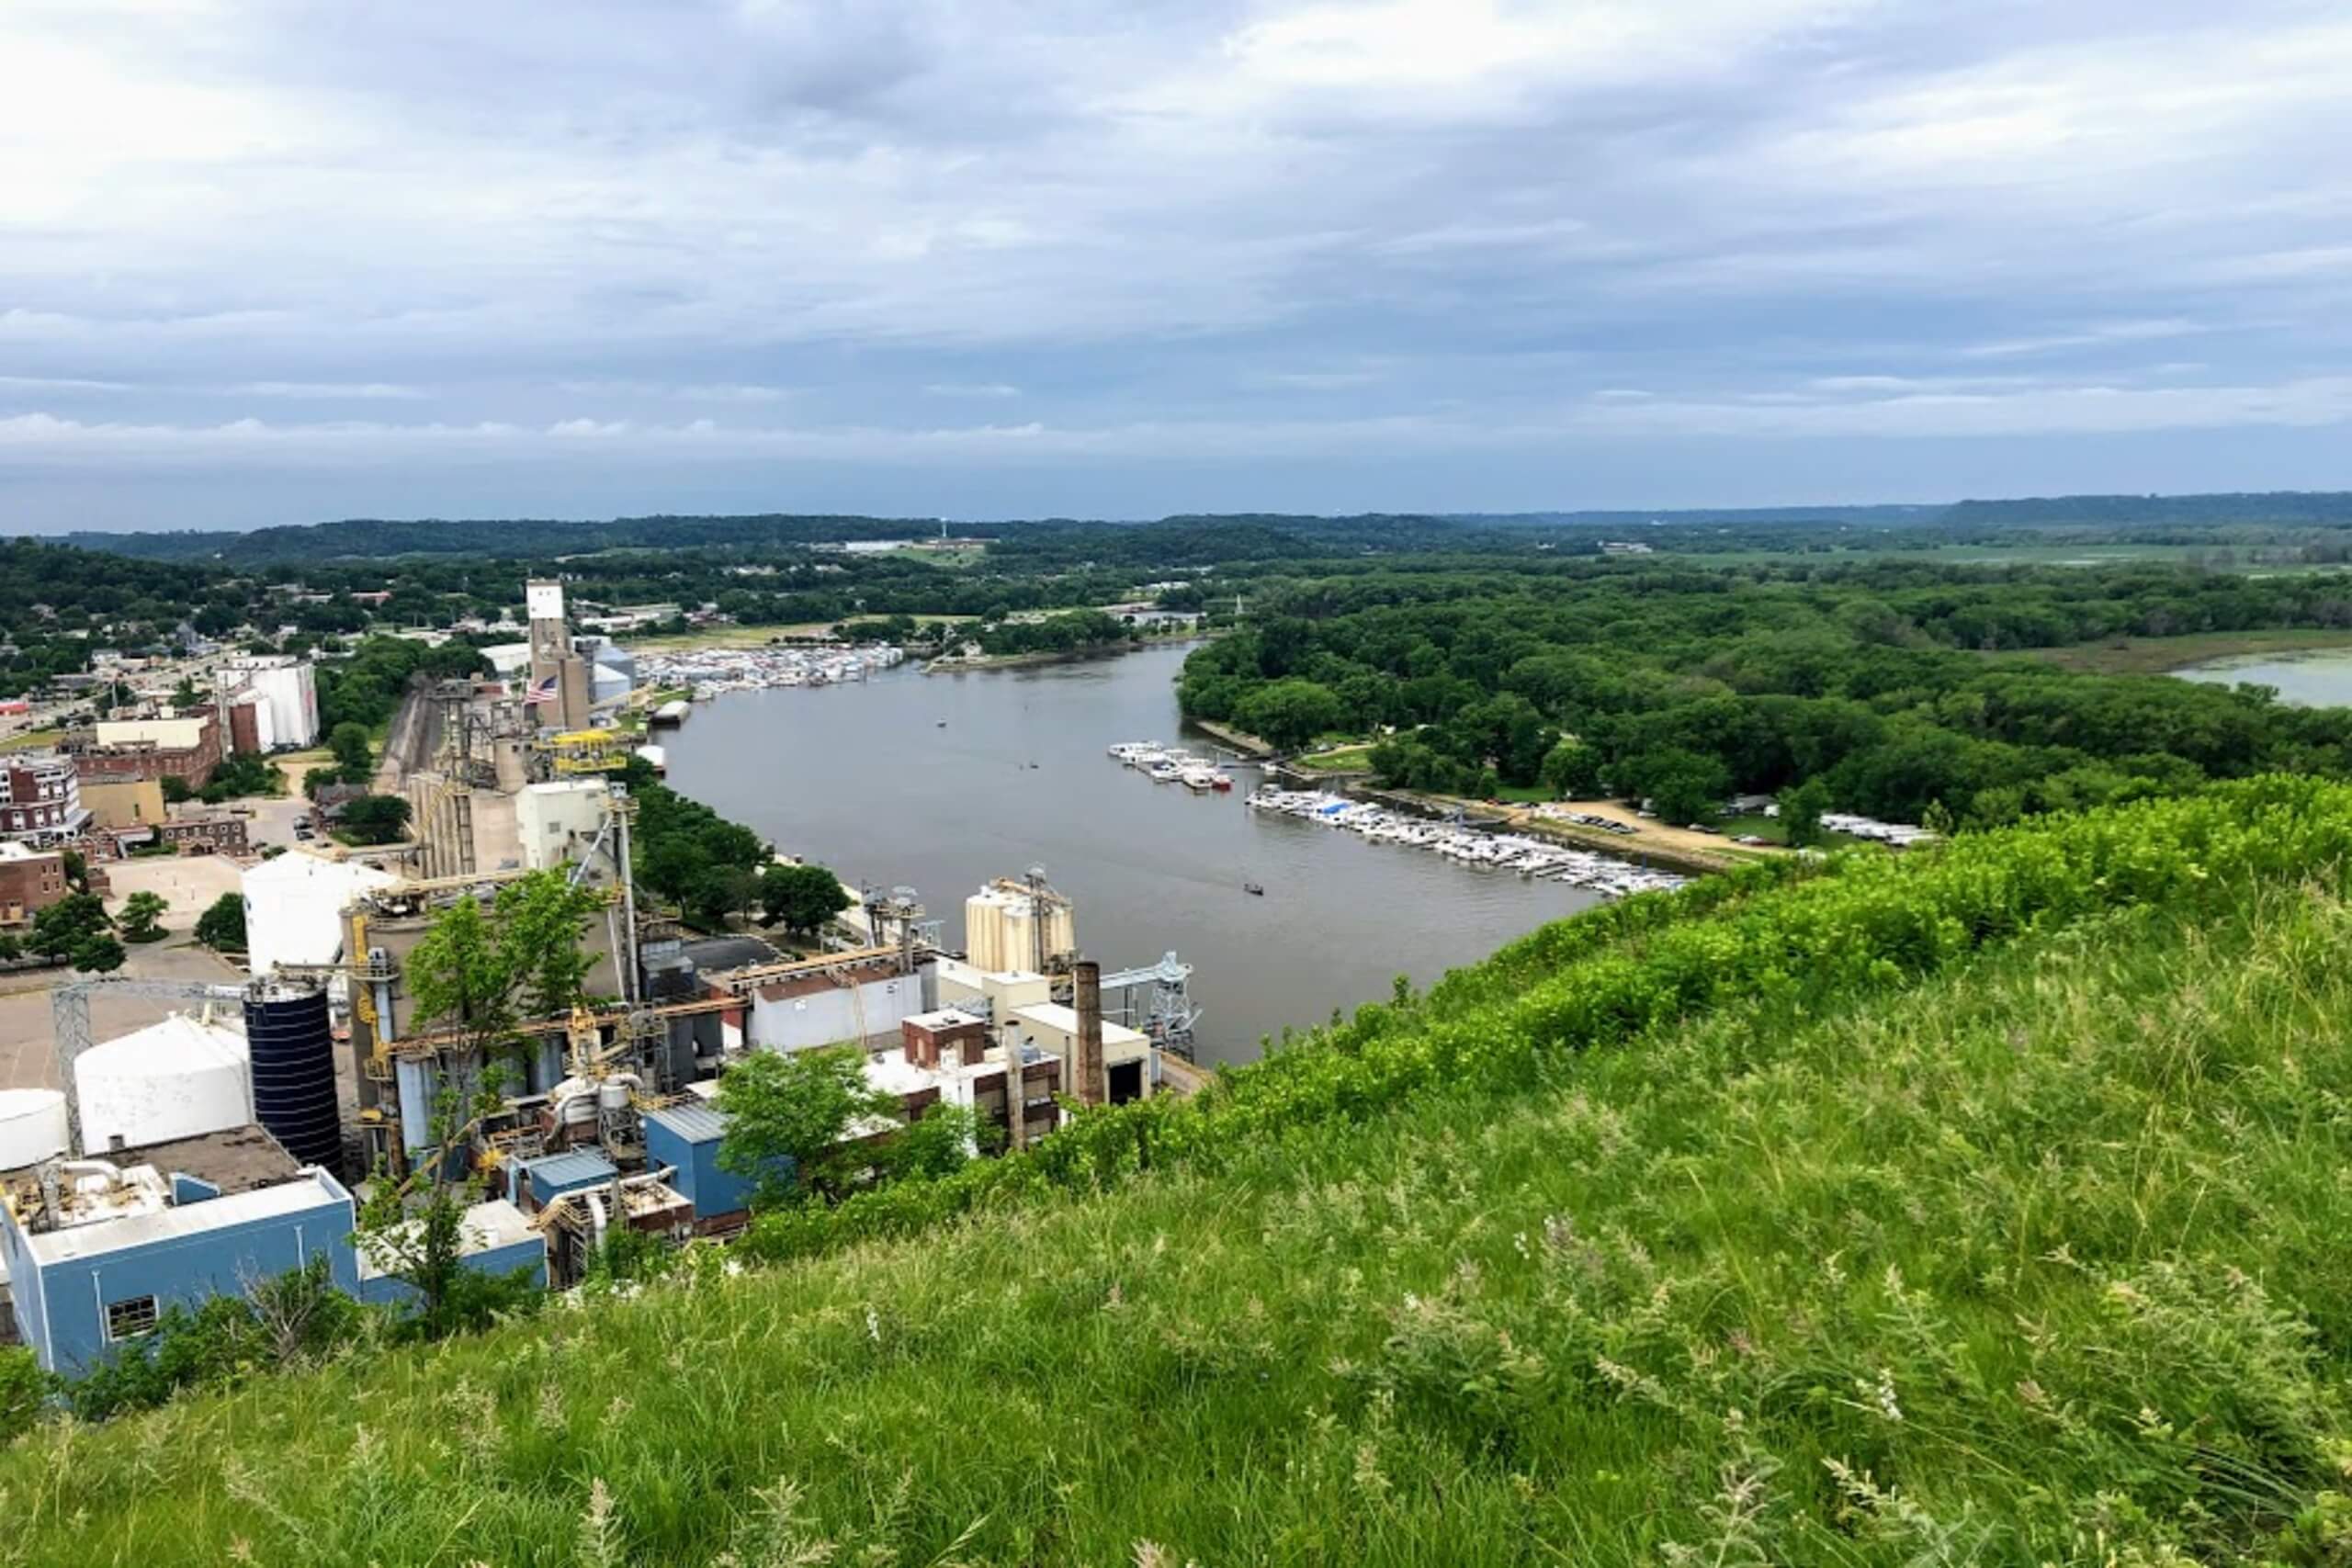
643, 1101, 787, 1224
2, 1125, 549, 1377
0, 1132, 359, 1377
516, 1147, 620, 1211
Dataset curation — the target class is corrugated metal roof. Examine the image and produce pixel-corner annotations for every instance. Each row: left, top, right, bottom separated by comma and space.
523, 1148, 617, 1187
644, 1102, 729, 1144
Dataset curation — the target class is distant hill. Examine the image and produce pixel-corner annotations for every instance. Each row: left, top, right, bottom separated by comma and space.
42, 491, 2352, 564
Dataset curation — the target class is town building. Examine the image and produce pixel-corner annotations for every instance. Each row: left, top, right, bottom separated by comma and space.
0, 842, 70, 927
79, 777, 164, 832
219, 656, 321, 750
0, 753, 89, 845
72, 712, 222, 789
146, 808, 249, 855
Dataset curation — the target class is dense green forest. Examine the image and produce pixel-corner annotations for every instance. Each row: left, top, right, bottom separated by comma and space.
1179, 559, 2352, 821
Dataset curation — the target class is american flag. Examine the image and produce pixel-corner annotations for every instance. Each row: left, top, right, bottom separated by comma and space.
525, 674, 560, 705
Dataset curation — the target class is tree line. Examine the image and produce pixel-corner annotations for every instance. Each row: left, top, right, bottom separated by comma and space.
1178, 559, 2352, 825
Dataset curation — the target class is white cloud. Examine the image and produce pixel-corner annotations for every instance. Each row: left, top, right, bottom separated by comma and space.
1, 2, 2348, 520
233, 381, 425, 399
0, 374, 131, 392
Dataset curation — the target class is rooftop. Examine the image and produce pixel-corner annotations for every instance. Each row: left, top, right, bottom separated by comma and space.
1008, 1002, 1148, 1048
644, 1100, 729, 1144
22, 1170, 350, 1264
4, 1123, 297, 1194
521, 1148, 617, 1189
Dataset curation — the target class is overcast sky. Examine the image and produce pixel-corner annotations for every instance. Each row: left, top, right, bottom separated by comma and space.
4, 0, 2349, 532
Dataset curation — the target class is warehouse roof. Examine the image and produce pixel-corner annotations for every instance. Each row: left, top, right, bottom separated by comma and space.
644, 1101, 729, 1144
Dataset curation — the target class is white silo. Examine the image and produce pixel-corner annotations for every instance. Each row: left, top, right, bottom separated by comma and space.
75, 1012, 253, 1153
0, 1088, 69, 1168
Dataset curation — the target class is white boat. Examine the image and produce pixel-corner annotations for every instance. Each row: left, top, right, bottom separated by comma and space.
1146, 760, 1182, 783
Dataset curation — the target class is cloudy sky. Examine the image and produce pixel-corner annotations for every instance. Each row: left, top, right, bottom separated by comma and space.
4, 0, 2349, 531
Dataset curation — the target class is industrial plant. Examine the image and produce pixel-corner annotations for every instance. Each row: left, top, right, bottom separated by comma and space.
0, 581, 1203, 1378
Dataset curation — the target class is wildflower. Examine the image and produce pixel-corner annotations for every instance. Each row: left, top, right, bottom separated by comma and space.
1871, 1368, 1902, 1423
865, 1306, 882, 1343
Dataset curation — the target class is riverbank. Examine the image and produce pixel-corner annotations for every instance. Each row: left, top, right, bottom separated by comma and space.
1345, 785, 1754, 876
1185, 716, 1273, 756
923, 633, 1201, 675
2016, 626, 2352, 676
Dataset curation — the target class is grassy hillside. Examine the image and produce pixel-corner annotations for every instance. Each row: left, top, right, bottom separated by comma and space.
12, 784, 2352, 1563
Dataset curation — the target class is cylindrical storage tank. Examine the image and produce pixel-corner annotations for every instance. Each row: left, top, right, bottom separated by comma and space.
0, 1088, 69, 1168
243, 986, 343, 1168
77, 1015, 252, 1152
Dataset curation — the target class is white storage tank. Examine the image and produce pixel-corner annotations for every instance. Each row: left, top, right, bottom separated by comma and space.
75, 1012, 253, 1153
0, 1088, 69, 1168
241, 850, 400, 978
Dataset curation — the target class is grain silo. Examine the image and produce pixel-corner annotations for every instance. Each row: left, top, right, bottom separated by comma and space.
0, 1087, 69, 1168
243, 983, 342, 1168
964, 874, 1075, 974
74, 1012, 252, 1153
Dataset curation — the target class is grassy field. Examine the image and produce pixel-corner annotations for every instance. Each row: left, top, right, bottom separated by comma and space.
2015, 626, 2352, 676
1294, 742, 1377, 773
0, 728, 62, 754
14, 785, 2352, 1563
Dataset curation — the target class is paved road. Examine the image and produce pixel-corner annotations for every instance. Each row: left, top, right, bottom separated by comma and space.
0, 938, 246, 1092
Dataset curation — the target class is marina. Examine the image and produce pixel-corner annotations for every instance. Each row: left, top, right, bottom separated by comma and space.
1242, 786, 1690, 897
631, 643, 906, 696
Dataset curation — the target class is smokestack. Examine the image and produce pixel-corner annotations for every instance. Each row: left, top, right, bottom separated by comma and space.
1074, 959, 1105, 1108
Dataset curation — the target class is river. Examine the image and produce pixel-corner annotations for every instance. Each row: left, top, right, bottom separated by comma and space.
662, 643, 1603, 1066
2173, 648, 2352, 707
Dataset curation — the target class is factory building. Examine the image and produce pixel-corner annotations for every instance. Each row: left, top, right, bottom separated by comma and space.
866, 1009, 1064, 1148
0, 1124, 547, 1374
353, 1199, 546, 1310
1002, 1003, 1153, 1106
526, 581, 595, 731
0, 1126, 361, 1375
744, 956, 925, 1054
643, 1101, 761, 1232
516, 778, 622, 882
963, 879, 1075, 973
0, 1089, 69, 1169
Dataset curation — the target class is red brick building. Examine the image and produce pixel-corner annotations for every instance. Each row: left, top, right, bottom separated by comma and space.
0, 842, 70, 926
69, 711, 222, 790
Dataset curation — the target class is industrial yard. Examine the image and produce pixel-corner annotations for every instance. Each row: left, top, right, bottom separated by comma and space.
0, 581, 1201, 1381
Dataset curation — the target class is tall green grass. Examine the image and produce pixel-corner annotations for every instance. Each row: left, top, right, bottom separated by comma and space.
10, 784, 2352, 1563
